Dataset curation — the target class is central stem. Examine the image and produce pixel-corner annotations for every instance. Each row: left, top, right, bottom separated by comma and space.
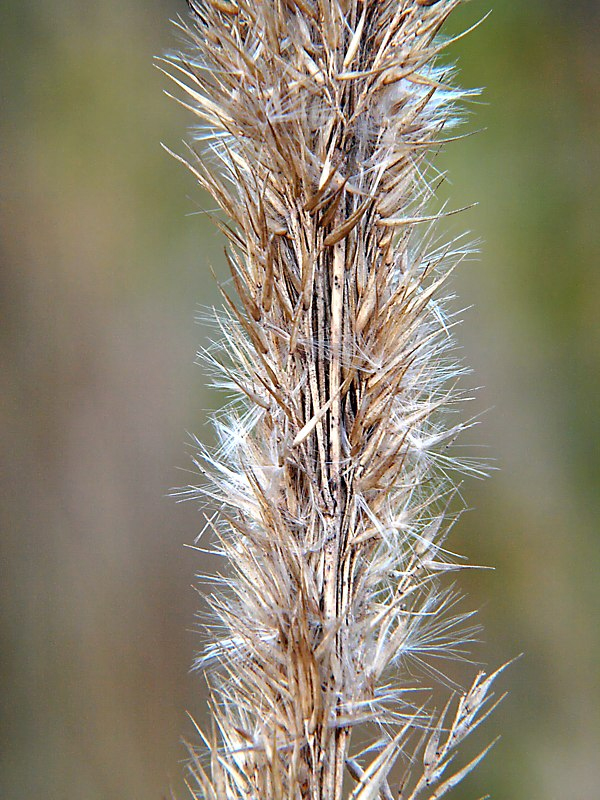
322, 237, 348, 800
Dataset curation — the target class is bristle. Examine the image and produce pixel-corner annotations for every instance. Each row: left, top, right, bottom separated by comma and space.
165, 2, 505, 799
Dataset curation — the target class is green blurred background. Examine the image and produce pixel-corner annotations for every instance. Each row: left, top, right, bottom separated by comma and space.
1, 1, 598, 797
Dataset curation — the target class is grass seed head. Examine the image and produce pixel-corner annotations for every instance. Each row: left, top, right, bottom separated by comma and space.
164, 2, 506, 798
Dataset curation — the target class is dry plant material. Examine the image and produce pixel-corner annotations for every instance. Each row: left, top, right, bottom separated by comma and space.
163, 2, 506, 798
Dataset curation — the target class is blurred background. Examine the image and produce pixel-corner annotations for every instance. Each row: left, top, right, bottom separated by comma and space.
1, 1, 598, 797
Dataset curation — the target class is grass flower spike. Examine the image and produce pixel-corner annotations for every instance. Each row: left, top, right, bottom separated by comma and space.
163, 1, 506, 798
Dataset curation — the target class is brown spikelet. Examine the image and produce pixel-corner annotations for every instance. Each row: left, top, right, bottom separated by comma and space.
164, 2, 507, 799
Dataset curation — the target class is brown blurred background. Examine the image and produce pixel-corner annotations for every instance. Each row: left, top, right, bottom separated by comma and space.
1, 1, 599, 798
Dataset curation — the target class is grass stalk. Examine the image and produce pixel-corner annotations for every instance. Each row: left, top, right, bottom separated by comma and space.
163, 2, 506, 798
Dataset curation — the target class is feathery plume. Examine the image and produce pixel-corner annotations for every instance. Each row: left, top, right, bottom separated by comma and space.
163, 2, 505, 798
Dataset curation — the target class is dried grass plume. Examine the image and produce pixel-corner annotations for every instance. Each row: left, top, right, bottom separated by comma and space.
162, 1, 507, 798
